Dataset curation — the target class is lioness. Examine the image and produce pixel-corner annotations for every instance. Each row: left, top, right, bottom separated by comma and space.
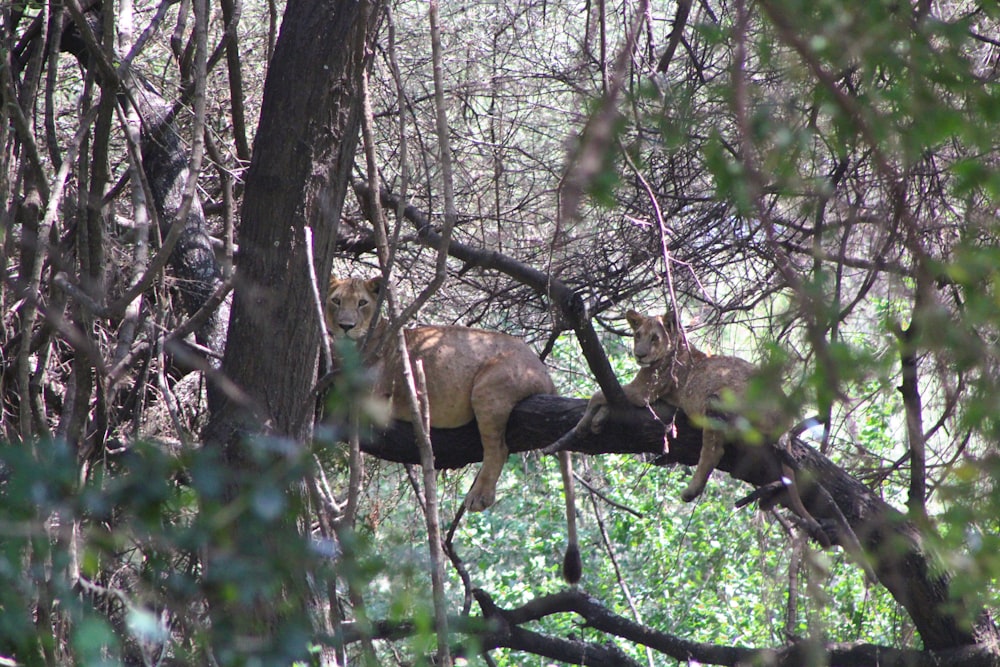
570, 310, 791, 502
327, 276, 581, 583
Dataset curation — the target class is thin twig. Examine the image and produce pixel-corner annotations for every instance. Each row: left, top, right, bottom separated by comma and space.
587, 489, 655, 667
304, 227, 333, 370
16, 103, 103, 437
556, 0, 648, 235
443, 506, 473, 617
573, 471, 644, 518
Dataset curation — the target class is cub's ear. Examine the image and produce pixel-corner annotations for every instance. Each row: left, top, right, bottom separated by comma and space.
329, 275, 343, 289
625, 309, 644, 330
364, 276, 383, 296
661, 311, 678, 331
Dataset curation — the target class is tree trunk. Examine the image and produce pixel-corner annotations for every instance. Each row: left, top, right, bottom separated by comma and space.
203, 0, 380, 449
133, 79, 228, 367
198, 0, 382, 656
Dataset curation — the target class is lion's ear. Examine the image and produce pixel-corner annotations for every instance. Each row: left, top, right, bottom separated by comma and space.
365, 276, 383, 296
661, 311, 678, 332
625, 309, 644, 330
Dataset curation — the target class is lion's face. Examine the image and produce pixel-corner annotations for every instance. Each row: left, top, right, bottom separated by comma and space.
326, 276, 382, 340
626, 310, 676, 368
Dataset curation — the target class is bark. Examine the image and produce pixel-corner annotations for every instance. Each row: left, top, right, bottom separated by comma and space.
898, 321, 928, 521
195, 0, 382, 657
132, 79, 228, 362
203, 0, 381, 448
363, 394, 986, 653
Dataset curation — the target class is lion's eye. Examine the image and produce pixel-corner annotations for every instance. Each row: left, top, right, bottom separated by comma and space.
359, 299, 369, 307
331, 298, 341, 306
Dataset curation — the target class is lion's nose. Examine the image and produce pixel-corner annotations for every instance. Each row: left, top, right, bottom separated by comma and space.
339, 323, 355, 333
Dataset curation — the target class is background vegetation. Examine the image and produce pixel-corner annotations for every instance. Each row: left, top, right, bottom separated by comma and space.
3, 0, 1000, 664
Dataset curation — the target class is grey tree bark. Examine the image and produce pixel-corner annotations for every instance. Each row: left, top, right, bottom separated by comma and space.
203, 0, 382, 448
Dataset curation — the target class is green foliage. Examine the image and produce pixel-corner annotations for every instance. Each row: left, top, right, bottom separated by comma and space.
9, 0, 1000, 661
932, 455, 1000, 631
0, 434, 352, 666
448, 458, 907, 665
0, 419, 909, 665
548, 330, 635, 398
401, 327, 907, 665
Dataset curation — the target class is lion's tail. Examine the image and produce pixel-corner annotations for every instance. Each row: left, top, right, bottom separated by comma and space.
558, 451, 582, 585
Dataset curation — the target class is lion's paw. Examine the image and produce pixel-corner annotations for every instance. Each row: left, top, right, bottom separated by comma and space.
680, 484, 702, 503
464, 486, 497, 512
590, 406, 610, 433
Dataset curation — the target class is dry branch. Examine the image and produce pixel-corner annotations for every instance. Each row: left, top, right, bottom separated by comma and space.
352, 182, 629, 407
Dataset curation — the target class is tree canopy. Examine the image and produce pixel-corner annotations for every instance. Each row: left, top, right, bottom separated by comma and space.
3, 0, 1000, 665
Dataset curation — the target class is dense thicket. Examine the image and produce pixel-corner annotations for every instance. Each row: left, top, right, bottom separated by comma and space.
3, 0, 1000, 664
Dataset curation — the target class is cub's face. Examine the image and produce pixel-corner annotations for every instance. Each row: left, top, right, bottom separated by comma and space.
626, 310, 676, 367
326, 277, 382, 340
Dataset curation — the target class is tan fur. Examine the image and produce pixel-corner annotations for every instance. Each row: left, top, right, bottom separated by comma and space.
577, 310, 789, 502
327, 278, 582, 581
325, 276, 382, 342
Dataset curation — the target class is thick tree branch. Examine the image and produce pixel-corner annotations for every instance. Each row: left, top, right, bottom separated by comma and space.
657, 0, 691, 73
59, 3, 230, 393
363, 394, 983, 652
897, 319, 928, 522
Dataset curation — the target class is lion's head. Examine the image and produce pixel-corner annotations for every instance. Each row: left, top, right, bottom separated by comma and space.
625, 309, 678, 368
326, 276, 382, 340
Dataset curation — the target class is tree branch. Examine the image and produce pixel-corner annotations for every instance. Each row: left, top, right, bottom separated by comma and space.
657, 0, 691, 73
362, 394, 982, 651
336, 588, 1000, 667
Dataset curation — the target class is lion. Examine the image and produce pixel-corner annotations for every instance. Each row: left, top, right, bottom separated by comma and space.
326, 276, 582, 583
559, 310, 816, 517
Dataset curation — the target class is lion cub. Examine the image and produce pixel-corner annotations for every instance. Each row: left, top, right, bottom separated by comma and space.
576, 310, 790, 502
327, 276, 581, 583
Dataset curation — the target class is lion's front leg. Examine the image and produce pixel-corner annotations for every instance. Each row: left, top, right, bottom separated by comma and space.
681, 429, 725, 502
583, 390, 610, 433
575, 378, 650, 434
465, 431, 508, 512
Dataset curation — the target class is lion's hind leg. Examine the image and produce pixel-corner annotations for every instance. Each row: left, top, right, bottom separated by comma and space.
680, 394, 732, 502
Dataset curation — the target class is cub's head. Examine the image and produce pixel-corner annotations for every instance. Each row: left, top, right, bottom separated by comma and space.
326, 276, 382, 340
625, 310, 678, 368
